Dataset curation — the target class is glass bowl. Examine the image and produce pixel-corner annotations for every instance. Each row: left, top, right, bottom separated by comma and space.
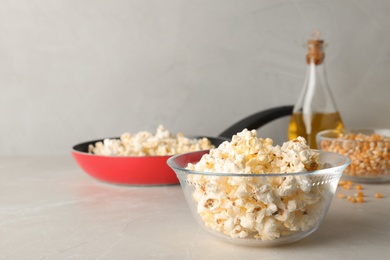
167, 150, 349, 246
316, 129, 390, 183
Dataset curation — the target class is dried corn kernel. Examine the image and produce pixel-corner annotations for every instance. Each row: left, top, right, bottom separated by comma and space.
375, 193, 383, 199
338, 180, 346, 186
320, 132, 390, 178
343, 184, 351, 190
356, 196, 364, 203
356, 184, 363, 190
338, 180, 384, 204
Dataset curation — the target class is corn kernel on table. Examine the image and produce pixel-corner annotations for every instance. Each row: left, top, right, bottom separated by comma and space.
1, 156, 389, 259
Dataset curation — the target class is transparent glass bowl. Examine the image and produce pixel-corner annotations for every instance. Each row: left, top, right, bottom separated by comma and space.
167, 150, 350, 246
317, 129, 390, 183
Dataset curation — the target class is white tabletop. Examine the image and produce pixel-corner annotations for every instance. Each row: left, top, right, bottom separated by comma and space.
1, 156, 389, 260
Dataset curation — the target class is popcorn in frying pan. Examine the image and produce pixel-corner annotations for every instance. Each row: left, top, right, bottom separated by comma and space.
88, 125, 214, 156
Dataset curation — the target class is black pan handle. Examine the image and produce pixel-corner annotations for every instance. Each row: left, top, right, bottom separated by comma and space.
218, 105, 294, 138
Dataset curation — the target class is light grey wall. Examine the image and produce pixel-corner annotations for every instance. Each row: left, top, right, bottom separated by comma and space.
1, 0, 389, 155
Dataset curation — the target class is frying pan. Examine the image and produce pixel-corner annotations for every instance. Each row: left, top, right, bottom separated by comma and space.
72, 136, 228, 185
72, 105, 293, 185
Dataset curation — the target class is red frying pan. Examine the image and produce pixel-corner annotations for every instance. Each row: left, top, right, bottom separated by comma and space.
72, 106, 293, 185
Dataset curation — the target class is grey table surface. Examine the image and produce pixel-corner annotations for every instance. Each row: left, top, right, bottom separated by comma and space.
1, 156, 389, 260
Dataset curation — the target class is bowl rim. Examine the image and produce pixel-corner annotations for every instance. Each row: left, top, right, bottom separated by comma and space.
316, 128, 390, 143
167, 150, 350, 178
72, 135, 230, 159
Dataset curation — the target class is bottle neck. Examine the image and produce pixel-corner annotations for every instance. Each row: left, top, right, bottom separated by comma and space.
294, 58, 338, 115
306, 39, 325, 65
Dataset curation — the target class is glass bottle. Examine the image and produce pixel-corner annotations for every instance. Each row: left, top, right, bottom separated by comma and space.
288, 32, 344, 149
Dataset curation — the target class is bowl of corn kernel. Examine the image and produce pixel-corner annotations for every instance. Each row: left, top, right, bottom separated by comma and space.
316, 128, 390, 183
167, 129, 350, 246
72, 125, 228, 185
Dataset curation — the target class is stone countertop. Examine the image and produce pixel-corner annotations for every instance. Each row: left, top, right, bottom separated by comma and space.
1, 156, 389, 259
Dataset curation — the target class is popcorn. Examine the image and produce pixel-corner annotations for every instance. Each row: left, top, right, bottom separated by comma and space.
88, 125, 214, 156
186, 129, 326, 241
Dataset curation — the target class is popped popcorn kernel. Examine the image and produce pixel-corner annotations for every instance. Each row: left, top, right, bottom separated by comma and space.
88, 125, 214, 156
186, 129, 329, 241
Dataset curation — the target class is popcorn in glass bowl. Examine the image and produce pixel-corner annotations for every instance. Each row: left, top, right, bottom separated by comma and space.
167, 129, 350, 246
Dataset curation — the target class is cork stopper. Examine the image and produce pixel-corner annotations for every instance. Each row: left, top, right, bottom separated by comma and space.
306, 30, 325, 65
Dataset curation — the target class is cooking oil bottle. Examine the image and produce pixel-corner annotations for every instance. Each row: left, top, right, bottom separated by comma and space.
288, 31, 344, 148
